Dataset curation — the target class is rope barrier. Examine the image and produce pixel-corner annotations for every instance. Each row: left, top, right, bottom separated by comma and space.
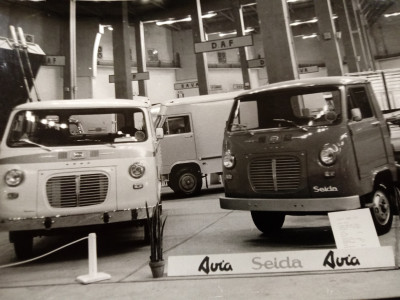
0, 236, 88, 269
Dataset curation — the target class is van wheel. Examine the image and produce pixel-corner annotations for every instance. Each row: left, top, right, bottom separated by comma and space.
10, 232, 33, 260
251, 211, 285, 234
370, 186, 393, 235
170, 167, 202, 197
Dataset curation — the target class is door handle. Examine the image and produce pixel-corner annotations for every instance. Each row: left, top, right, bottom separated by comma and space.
371, 121, 380, 126
184, 135, 193, 138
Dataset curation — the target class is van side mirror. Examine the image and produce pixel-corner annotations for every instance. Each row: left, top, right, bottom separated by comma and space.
351, 108, 362, 121
156, 127, 164, 139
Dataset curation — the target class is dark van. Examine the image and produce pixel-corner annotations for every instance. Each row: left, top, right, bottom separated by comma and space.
220, 77, 397, 235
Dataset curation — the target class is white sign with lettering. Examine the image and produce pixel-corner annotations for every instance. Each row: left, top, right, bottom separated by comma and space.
168, 247, 394, 276
328, 208, 380, 249
194, 35, 253, 53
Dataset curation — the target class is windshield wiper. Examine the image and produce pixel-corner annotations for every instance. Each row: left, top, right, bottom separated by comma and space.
19, 138, 52, 152
273, 119, 308, 132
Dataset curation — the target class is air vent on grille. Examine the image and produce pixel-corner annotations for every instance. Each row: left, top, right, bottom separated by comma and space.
46, 173, 109, 208
249, 156, 301, 192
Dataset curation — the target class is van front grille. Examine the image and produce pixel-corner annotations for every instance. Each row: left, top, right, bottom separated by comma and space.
249, 156, 301, 192
46, 173, 108, 208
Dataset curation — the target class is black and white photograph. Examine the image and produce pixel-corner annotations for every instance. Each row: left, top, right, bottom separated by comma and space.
0, 0, 399, 299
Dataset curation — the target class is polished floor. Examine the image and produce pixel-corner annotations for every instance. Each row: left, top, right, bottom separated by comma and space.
0, 187, 399, 299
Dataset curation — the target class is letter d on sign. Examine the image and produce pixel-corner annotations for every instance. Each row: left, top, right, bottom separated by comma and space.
212, 42, 217, 49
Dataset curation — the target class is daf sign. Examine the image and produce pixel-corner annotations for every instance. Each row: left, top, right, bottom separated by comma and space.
194, 35, 253, 53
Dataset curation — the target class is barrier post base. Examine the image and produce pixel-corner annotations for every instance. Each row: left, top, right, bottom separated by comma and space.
76, 272, 111, 284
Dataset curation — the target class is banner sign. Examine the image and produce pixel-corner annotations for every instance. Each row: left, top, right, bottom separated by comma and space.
109, 72, 149, 83
174, 81, 199, 90
247, 58, 265, 68
194, 35, 253, 53
168, 246, 394, 277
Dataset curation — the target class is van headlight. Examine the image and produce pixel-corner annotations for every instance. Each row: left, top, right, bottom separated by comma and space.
319, 144, 340, 166
5, 169, 24, 187
129, 162, 145, 178
223, 150, 235, 169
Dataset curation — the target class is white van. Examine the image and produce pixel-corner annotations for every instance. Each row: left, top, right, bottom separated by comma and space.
0, 98, 162, 259
155, 91, 243, 196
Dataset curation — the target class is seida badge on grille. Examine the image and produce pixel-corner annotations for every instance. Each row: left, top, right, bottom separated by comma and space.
72, 151, 86, 160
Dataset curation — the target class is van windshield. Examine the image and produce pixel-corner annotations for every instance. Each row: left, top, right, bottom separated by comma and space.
228, 87, 342, 132
7, 108, 148, 147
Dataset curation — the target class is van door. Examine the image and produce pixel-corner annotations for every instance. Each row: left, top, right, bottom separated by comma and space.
347, 85, 388, 179
159, 114, 197, 170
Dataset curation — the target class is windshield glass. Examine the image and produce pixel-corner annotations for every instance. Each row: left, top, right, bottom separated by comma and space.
228, 88, 342, 132
7, 108, 147, 147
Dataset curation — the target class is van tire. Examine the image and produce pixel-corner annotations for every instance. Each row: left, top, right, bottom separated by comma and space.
10, 232, 33, 260
170, 167, 202, 197
251, 211, 285, 234
369, 186, 393, 235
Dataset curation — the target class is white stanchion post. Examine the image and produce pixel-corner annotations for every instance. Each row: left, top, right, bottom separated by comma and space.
76, 233, 111, 284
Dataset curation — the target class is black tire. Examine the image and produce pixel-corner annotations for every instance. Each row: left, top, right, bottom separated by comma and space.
169, 167, 202, 197
10, 232, 33, 260
251, 211, 285, 234
369, 186, 393, 235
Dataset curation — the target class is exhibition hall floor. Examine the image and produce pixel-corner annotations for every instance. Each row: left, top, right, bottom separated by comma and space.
0, 187, 399, 299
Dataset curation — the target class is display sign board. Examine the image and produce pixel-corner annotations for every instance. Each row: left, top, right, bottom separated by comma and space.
247, 58, 265, 68
45, 55, 65, 66
194, 35, 253, 53
109, 72, 149, 83
299, 66, 319, 74
328, 208, 380, 249
174, 81, 199, 90
168, 247, 395, 277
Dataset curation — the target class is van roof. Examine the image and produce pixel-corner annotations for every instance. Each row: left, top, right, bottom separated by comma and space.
13, 98, 151, 110
162, 90, 244, 107
239, 76, 369, 97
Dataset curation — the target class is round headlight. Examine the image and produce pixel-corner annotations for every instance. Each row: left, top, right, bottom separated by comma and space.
5, 169, 24, 187
129, 162, 145, 178
319, 144, 340, 166
223, 150, 235, 169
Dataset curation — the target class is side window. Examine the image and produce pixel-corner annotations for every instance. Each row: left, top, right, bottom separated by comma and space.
347, 86, 373, 120
163, 116, 191, 135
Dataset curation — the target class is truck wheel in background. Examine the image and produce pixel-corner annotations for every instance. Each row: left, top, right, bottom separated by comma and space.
10, 232, 33, 260
250, 211, 285, 234
369, 185, 393, 235
169, 167, 202, 197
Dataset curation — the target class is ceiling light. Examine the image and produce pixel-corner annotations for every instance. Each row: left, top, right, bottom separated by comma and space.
384, 12, 400, 17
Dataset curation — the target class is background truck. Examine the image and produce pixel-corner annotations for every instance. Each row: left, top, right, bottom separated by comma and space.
220, 76, 399, 236
155, 91, 243, 196
0, 98, 162, 259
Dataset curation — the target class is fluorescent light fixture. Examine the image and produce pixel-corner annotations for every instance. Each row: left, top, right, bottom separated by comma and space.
290, 17, 318, 26
155, 12, 216, 26
302, 33, 318, 39
384, 12, 400, 17
218, 27, 254, 37
202, 12, 217, 19
156, 16, 191, 26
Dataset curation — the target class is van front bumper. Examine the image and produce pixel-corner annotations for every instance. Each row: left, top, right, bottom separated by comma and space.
220, 195, 361, 212
0, 207, 151, 232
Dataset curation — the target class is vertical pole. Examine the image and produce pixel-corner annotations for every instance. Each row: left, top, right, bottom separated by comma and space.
255, 0, 298, 83
88, 233, 98, 276
314, 0, 344, 76
70, 0, 77, 99
112, 1, 133, 99
232, 0, 251, 90
191, 0, 209, 95
135, 21, 148, 97
337, 0, 360, 73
